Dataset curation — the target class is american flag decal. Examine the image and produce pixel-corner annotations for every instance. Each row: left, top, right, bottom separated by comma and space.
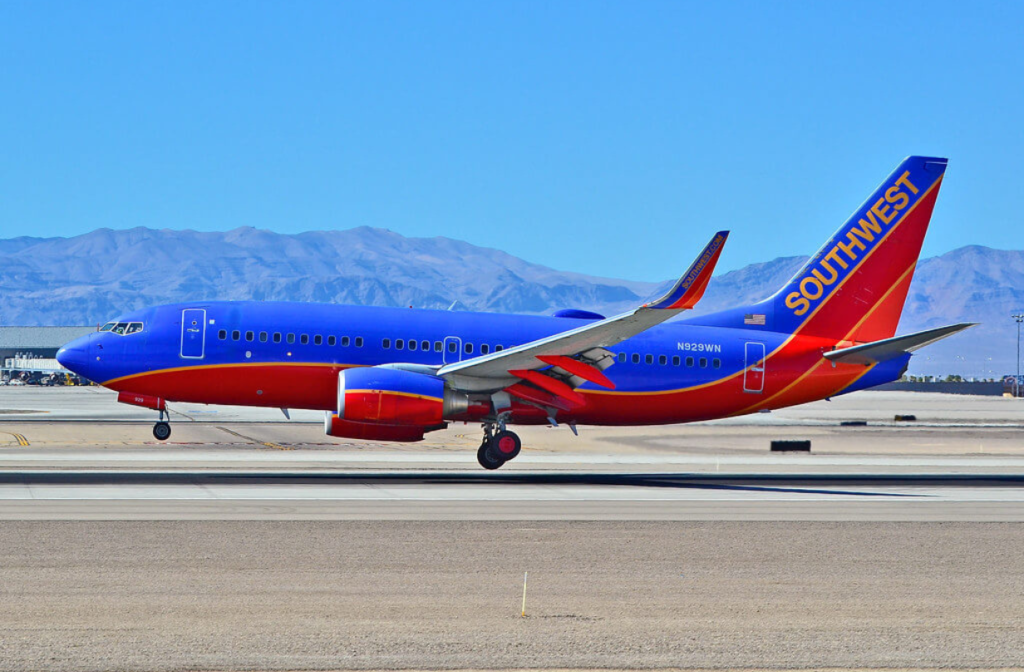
744, 314, 766, 325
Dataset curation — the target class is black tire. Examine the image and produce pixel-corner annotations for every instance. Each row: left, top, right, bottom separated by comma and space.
153, 422, 172, 441
477, 441, 503, 470
488, 430, 521, 461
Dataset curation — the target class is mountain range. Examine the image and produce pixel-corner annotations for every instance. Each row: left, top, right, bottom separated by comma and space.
1, 227, 1021, 377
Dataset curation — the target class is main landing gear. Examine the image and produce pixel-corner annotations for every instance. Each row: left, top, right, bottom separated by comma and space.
153, 410, 172, 441
476, 420, 522, 470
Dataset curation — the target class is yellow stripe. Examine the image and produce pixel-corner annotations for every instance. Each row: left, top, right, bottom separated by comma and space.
586, 177, 942, 400
785, 176, 943, 338
735, 260, 919, 415
102, 361, 357, 387
346, 389, 443, 403
217, 426, 290, 451
102, 182, 940, 406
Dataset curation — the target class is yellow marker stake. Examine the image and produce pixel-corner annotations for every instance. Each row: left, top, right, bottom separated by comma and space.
521, 571, 528, 617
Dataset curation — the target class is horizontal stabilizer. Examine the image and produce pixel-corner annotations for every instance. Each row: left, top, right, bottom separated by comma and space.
823, 323, 976, 366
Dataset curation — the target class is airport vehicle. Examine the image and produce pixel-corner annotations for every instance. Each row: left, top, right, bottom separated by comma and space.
57, 156, 972, 468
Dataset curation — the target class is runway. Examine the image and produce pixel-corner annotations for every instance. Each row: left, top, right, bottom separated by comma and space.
2, 468, 1024, 520
2, 388, 1024, 521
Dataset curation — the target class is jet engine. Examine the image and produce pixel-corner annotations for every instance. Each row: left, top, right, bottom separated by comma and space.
324, 367, 475, 441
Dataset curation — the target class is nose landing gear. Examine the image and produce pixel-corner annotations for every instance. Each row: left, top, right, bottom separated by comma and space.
476, 420, 522, 470
153, 410, 172, 441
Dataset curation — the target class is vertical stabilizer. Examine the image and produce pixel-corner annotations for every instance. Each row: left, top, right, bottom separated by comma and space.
769, 156, 947, 342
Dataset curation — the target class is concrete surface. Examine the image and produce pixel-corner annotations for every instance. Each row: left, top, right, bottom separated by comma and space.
2, 389, 1024, 670
2, 521, 1023, 671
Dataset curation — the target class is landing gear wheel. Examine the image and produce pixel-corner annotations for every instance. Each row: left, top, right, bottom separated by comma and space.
489, 430, 521, 462
153, 421, 171, 441
477, 441, 503, 470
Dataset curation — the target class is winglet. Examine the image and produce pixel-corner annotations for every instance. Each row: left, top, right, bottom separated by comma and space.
644, 230, 729, 310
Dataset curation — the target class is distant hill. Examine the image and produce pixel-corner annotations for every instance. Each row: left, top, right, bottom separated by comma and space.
0, 227, 1020, 377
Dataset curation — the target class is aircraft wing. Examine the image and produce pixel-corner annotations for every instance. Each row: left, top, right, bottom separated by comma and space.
437, 231, 728, 395
823, 323, 976, 366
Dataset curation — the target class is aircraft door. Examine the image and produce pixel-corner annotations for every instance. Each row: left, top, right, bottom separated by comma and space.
743, 341, 765, 393
442, 336, 462, 365
180, 309, 207, 359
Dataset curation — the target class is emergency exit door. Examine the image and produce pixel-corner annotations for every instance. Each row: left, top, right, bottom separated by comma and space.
180, 309, 207, 359
743, 341, 765, 393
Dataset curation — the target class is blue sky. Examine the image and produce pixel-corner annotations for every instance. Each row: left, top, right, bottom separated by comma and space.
1, 1, 1021, 281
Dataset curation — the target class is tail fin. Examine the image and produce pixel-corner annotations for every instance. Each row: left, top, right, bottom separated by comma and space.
769, 156, 947, 342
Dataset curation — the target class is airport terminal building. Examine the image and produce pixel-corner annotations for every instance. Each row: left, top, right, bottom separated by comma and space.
0, 326, 95, 382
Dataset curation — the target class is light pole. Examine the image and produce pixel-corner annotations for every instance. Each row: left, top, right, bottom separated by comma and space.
1014, 313, 1024, 397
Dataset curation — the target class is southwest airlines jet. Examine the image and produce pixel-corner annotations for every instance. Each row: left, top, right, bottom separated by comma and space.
57, 156, 971, 469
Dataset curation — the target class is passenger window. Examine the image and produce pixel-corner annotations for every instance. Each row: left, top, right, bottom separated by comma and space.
382, 338, 391, 349
632, 353, 640, 364
245, 331, 254, 342
672, 355, 680, 366
218, 330, 227, 340
421, 340, 430, 351
341, 336, 350, 347
699, 357, 708, 368
434, 341, 442, 352
300, 334, 309, 345
645, 354, 654, 364
448, 341, 457, 353
481, 344, 489, 355
659, 354, 667, 365
396, 339, 404, 350
495, 345, 503, 351
287, 333, 295, 344
408, 340, 417, 351
713, 358, 721, 368
355, 337, 363, 347
618, 352, 626, 363
465, 343, 474, 354
686, 356, 694, 367
273, 333, 282, 343
314, 335, 323, 346
259, 332, 268, 342
232, 330, 240, 341
328, 335, 336, 346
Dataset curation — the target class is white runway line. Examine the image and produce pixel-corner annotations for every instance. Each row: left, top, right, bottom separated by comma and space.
5, 448, 1024, 467
4, 483, 1024, 502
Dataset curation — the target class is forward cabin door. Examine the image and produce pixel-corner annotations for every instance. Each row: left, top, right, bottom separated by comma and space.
180, 308, 207, 359
743, 341, 765, 393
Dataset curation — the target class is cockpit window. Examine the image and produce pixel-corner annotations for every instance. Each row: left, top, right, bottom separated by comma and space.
105, 321, 144, 336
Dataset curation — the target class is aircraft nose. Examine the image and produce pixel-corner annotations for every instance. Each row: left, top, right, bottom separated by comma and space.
56, 335, 91, 376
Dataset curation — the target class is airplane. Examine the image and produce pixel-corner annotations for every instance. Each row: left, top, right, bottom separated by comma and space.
57, 156, 972, 469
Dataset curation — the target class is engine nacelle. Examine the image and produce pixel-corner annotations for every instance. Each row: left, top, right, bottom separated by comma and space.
324, 413, 430, 442
336, 367, 470, 426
